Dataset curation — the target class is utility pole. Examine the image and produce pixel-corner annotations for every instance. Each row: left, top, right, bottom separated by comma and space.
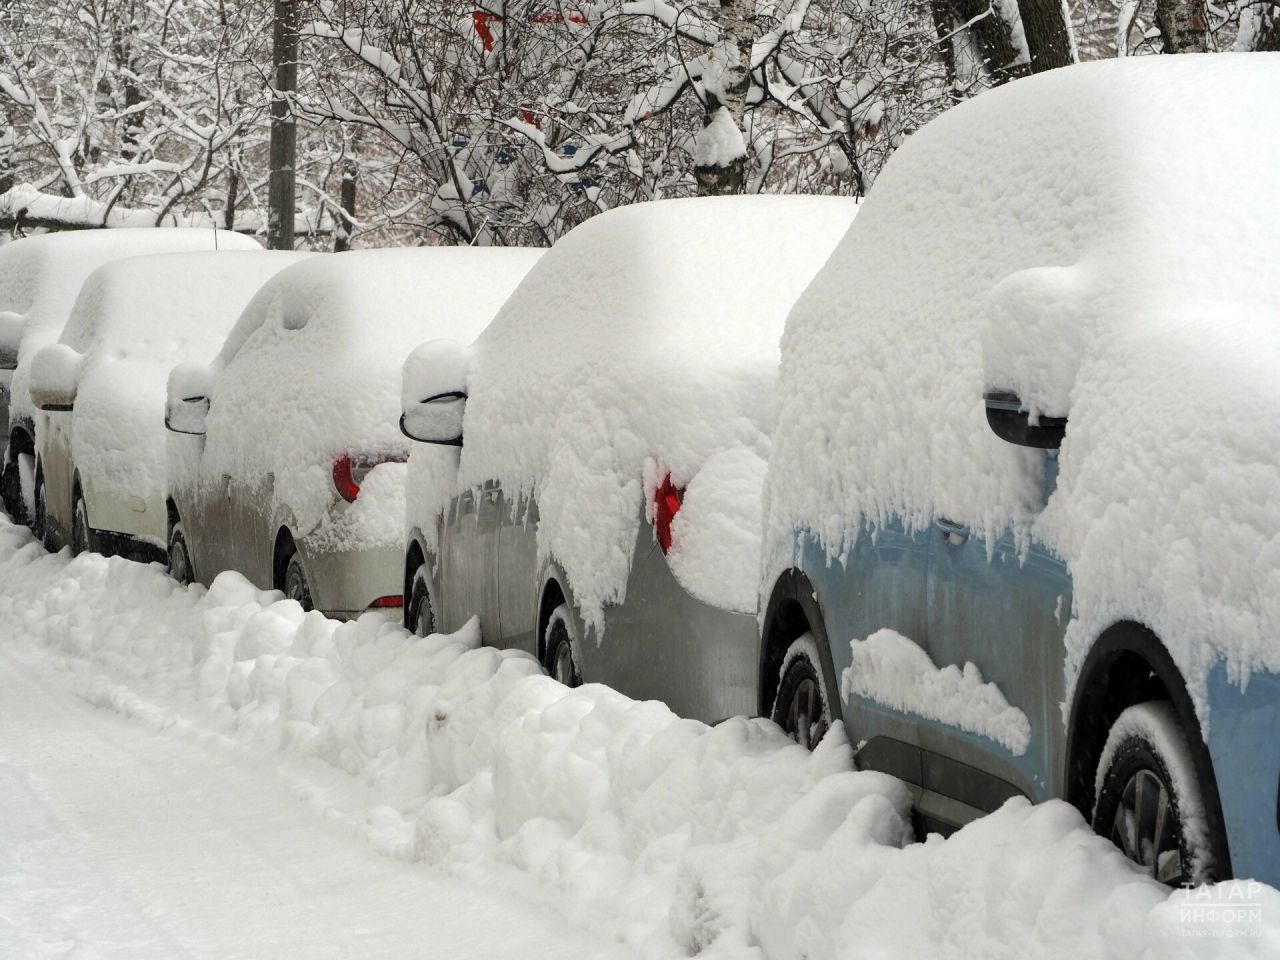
268, 0, 299, 250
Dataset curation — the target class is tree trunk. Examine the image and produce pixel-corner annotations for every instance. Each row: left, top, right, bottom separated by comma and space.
694, 0, 754, 196
224, 166, 239, 232
1016, 0, 1077, 71
334, 162, 357, 252
1155, 0, 1210, 52
268, 0, 300, 250
948, 0, 1030, 86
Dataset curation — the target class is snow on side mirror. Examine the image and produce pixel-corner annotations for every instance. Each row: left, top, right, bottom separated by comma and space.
401, 339, 472, 447
165, 362, 212, 436
981, 265, 1084, 450
29, 344, 82, 411
0, 312, 23, 370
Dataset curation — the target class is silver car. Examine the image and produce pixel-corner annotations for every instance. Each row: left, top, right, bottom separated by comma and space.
166, 248, 541, 618
400, 196, 858, 723
27, 251, 306, 557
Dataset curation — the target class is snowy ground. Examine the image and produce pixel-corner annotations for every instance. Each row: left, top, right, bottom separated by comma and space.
1, 514, 1278, 959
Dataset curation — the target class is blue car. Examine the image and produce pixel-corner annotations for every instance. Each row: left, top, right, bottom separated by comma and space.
759, 55, 1280, 887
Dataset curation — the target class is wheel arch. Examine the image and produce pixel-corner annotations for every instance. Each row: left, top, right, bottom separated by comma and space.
272, 525, 297, 591
536, 572, 569, 665
1065, 619, 1232, 878
758, 568, 842, 724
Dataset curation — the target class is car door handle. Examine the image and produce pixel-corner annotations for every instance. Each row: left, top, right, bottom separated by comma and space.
935, 517, 969, 543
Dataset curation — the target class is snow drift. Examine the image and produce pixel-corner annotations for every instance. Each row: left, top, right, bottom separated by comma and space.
0, 518, 1274, 959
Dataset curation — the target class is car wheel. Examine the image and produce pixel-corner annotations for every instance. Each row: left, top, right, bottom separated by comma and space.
406, 563, 435, 637
33, 473, 53, 550
543, 603, 581, 687
71, 492, 92, 556
1092, 701, 1222, 886
168, 520, 194, 585
772, 633, 832, 751
283, 551, 314, 612
1, 457, 26, 525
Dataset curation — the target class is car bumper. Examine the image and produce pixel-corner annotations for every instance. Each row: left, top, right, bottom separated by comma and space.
296, 534, 403, 621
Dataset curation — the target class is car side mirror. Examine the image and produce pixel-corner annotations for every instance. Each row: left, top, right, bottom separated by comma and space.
29, 344, 81, 411
166, 362, 212, 436
401, 338, 472, 447
400, 392, 466, 446
166, 394, 210, 436
984, 391, 1066, 450
0, 311, 22, 371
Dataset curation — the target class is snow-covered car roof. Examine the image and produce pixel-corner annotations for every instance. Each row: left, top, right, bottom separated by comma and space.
196, 247, 544, 533
766, 54, 1280, 716
454, 195, 859, 628
1, 228, 261, 342
2, 228, 260, 424
62, 251, 309, 362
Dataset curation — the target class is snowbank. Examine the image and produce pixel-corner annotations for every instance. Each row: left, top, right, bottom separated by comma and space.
193, 248, 541, 543
59, 251, 308, 506
448, 196, 857, 629
0, 517, 1274, 959
0, 228, 260, 428
766, 54, 1280, 719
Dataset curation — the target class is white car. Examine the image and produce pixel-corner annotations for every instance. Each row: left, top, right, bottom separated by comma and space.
28, 251, 309, 557
165, 247, 542, 618
1, 228, 259, 524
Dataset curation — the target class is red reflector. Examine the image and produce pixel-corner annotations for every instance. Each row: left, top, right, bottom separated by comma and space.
654, 474, 684, 554
369, 595, 403, 609
332, 454, 361, 503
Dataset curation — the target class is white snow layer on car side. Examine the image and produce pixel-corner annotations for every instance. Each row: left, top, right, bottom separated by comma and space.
454, 196, 858, 632
58, 251, 309, 506
0, 228, 261, 427
2, 520, 1276, 959
840, 628, 1032, 755
665, 446, 767, 614
194, 248, 541, 545
766, 55, 1280, 723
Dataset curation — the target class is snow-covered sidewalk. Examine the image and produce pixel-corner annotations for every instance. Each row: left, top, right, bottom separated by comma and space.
1, 515, 1277, 959
0, 639, 633, 960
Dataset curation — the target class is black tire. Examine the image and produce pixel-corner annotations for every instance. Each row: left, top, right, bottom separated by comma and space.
543, 603, 581, 687
71, 491, 92, 556
168, 520, 194, 585
771, 634, 833, 751
406, 562, 434, 637
283, 551, 314, 612
33, 472, 53, 550
1, 458, 25, 525
1092, 701, 1223, 886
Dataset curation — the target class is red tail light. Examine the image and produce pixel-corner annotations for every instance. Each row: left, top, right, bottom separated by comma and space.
654, 474, 684, 554
368, 595, 403, 609
332, 452, 408, 504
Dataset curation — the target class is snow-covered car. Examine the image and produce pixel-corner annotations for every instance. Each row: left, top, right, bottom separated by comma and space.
28, 251, 309, 558
400, 196, 857, 723
165, 247, 541, 618
0, 228, 260, 525
761, 56, 1280, 887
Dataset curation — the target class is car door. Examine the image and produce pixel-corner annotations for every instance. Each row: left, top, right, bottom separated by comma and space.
39, 408, 75, 536
439, 485, 498, 638
496, 489, 540, 656
922, 452, 1072, 816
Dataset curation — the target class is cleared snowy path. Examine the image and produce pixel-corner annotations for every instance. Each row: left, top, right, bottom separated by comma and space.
0, 641, 631, 960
